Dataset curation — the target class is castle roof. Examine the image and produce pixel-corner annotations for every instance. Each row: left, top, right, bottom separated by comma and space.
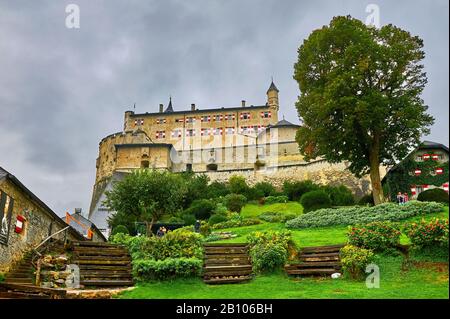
164, 97, 174, 113
129, 104, 269, 117
114, 143, 174, 150
267, 80, 279, 93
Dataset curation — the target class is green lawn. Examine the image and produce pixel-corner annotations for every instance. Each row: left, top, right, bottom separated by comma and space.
119, 255, 448, 299
240, 202, 303, 218
118, 202, 449, 299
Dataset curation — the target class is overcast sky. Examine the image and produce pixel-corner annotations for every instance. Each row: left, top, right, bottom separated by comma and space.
0, 0, 448, 217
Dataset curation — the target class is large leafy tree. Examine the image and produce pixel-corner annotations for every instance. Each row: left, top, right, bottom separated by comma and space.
105, 169, 187, 235
294, 16, 434, 205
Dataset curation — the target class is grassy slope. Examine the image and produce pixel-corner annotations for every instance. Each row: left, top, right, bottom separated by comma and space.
118, 203, 449, 299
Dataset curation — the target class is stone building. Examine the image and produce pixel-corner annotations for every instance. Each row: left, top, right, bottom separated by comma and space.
0, 167, 85, 273
89, 81, 380, 238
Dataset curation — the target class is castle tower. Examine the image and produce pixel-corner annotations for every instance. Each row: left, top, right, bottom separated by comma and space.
267, 80, 279, 122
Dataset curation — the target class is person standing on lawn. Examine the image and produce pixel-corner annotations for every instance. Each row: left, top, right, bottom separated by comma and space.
397, 192, 404, 205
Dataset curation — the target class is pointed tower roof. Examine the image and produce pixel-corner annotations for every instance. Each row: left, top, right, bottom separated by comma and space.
267, 80, 279, 93
164, 97, 174, 113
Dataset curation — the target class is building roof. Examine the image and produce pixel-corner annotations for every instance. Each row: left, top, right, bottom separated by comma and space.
267, 80, 279, 93
270, 119, 300, 128
0, 167, 85, 241
419, 140, 449, 152
128, 104, 269, 117
66, 211, 107, 242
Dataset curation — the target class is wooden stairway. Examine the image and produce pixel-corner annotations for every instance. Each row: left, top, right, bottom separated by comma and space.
3, 252, 34, 286
285, 244, 345, 277
71, 241, 134, 287
203, 243, 253, 284
0, 282, 66, 299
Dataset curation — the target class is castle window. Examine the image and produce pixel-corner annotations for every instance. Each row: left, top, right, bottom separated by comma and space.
186, 129, 196, 137
224, 114, 236, 121
186, 117, 196, 123
240, 126, 253, 134
212, 128, 223, 136
213, 114, 222, 122
175, 118, 184, 123
201, 128, 211, 136
260, 111, 271, 118
225, 127, 235, 135
240, 112, 251, 120
134, 118, 144, 126
155, 131, 165, 139
156, 118, 166, 124
171, 129, 182, 138
201, 115, 211, 122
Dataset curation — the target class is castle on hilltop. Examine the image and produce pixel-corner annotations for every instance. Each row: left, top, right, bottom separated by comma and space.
89, 81, 376, 238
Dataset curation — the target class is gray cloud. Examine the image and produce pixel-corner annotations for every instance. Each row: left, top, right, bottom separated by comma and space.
0, 0, 448, 216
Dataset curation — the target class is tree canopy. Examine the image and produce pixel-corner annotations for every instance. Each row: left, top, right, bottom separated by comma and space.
105, 169, 187, 234
294, 16, 434, 204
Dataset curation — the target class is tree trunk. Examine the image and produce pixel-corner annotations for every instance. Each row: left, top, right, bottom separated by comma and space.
369, 138, 384, 205
146, 216, 156, 237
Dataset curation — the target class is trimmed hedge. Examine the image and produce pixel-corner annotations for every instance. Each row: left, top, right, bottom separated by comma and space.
211, 218, 261, 229
264, 195, 289, 204
417, 188, 449, 204
258, 211, 297, 223
286, 201, 444, 229
300, 190, 332, 213
208, 214, 228, 225
283, 180, 319, 201
224, 194, 247, 213
133, 257, 202, 281
109, 229, 204, 260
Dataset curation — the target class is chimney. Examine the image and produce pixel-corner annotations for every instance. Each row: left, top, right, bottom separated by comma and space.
191, 103, 196, 111
159, 104, 164, 113
241, 100, 246, 107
